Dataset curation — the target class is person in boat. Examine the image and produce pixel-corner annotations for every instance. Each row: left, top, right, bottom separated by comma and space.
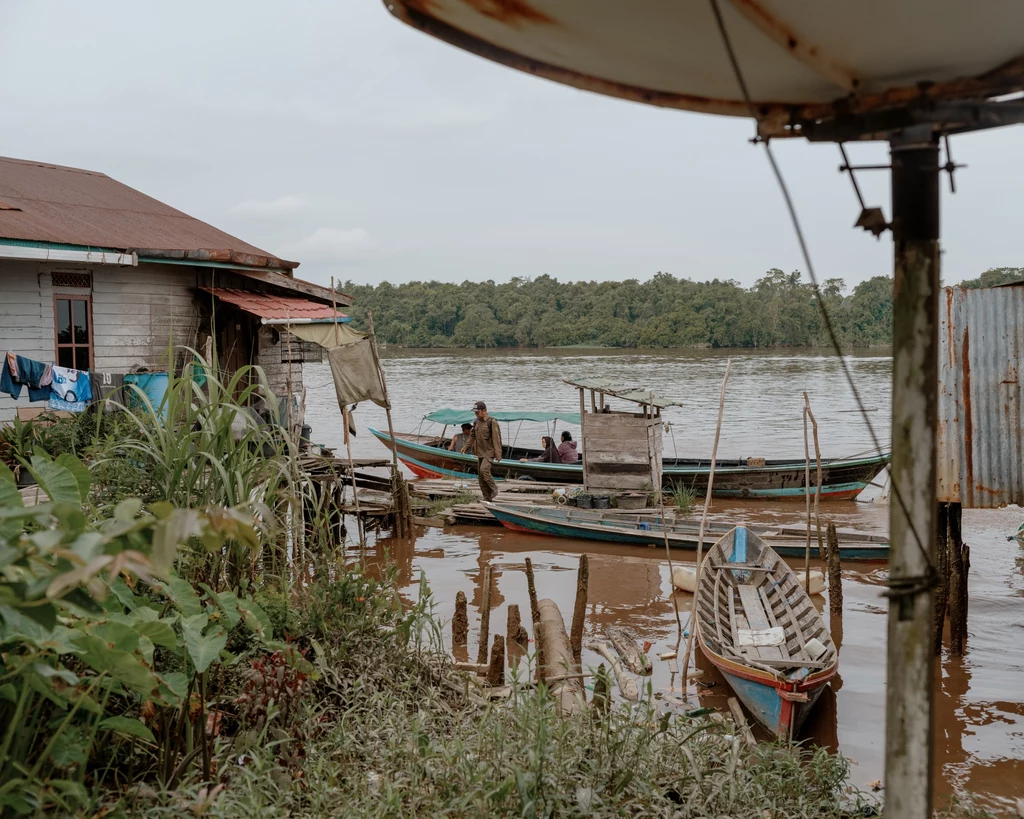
520, 436, 559, 463
463, 401, 502, 502
557, 430, 579, 463
447, 423, 473, 452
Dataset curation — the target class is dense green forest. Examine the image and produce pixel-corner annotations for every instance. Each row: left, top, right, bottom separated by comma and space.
341, 267, 1022, 349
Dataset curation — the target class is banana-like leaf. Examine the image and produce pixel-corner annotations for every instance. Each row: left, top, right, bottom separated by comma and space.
99, 716, 156, 743
182, 614, 227, 674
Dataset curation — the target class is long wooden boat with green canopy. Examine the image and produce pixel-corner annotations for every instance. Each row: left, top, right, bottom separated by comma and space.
370, 379, 889, 500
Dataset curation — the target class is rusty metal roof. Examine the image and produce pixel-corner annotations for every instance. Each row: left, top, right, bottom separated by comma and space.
384, 0, 1024, 138
937, 285, 1024, 507
198, 288, 351, 323
562, 378, 682, 409
0, 156, 298, 270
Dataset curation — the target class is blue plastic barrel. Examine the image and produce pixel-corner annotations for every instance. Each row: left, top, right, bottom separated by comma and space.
124, 372, 170, 421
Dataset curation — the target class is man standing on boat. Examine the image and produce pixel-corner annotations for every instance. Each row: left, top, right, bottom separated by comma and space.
463, 401, 502, 501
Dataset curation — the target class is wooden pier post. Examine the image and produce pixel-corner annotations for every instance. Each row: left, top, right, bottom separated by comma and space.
569, 554, 589, 667
453, 590, 468, 648
476, 566, 492, 667
933, 503, 949, 654
948, 503, 969, 655
524, 557, 544, 677
507, 603, 526, 649
884, 132, 940, 819
826, 522, 843, 618
487, 634, 505, 686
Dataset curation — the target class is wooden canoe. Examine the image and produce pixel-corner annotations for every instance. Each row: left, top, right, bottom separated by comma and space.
694, 527, 838, 739
484, 502, 889, 562
370, 428, 889, 501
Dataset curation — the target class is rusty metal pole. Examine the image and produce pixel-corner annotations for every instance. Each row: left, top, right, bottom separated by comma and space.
884, 128, 940, 819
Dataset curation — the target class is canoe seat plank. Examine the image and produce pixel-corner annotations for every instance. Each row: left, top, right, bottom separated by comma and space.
736, 585, 786, 661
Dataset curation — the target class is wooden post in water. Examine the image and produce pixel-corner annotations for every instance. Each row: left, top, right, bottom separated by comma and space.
525, 557, 544, 679
884, 131, 940, 819
487, 634, 505, 686
826, 522, 843, 617
453, 590, 468, 648
804, 393, 825, 561
933, 503, 949, 654
476, 565, 492, 667
681, 359, 731, 695
569, 554, 589, 667
948, 502, 968, 655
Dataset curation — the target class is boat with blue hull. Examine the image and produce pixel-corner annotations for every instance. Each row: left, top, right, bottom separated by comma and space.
371, 427, 889, 501
484, 502, 889, 562
695, 527, 838, 739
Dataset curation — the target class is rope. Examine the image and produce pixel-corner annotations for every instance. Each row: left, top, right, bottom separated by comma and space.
706, 0, 934, 576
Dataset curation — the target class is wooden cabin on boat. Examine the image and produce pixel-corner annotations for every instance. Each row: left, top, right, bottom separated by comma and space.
0, 155, 352, 424
564, 378, 680, 497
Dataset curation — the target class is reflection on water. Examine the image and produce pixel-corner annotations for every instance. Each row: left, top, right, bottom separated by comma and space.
314, 349, 1023, 813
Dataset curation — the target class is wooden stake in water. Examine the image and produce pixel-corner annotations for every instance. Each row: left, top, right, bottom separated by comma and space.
569, 554, 589, 667
477, 565, 492, 667
680, 358, 731, 695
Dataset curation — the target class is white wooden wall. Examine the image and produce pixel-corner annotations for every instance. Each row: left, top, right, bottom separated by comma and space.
0, 261, 246, 422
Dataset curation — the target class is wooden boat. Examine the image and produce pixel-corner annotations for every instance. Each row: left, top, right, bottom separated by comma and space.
370, 428, 889, 501
695, 527, 838, 739
484, 502, 889, 562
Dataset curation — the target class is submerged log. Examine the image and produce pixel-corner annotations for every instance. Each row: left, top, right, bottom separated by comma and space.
605, 626, 652, 675
453, 590, 468, 648
537, 598, 584, 715
585, 639, 639, 701
570, 554, 589, 668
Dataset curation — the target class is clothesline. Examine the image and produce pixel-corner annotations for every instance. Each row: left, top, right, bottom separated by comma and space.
2, 351, 125, 414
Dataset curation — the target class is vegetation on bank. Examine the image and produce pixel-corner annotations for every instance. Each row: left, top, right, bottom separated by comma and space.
0, 359, 878, 816
341, 267, 1023, 350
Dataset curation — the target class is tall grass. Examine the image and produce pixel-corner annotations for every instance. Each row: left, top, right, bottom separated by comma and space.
669, 482, 698, 513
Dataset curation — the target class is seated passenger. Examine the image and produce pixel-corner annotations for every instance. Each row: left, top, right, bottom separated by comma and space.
520, 435, 560, 463
449, 423, 473, 452
557, 430, 579, 463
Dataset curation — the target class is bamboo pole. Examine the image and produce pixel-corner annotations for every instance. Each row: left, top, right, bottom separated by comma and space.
366, 309, 410, 536
330, 278, 364, 546
804, 394, 825, 562
680, 359, 731, 695
655, 390, 683, 637
803, 404, 812, 595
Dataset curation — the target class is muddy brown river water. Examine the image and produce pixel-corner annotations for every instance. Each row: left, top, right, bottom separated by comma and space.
304, 348, 1024, 813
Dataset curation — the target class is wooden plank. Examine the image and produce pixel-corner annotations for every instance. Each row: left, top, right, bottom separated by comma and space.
737, 584, 785, 661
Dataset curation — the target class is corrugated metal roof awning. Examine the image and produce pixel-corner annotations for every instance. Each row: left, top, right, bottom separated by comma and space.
198, 287, 351, 325
563, 378, 682, 409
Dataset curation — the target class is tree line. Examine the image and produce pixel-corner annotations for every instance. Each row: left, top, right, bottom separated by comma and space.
340, 267, 1022, 350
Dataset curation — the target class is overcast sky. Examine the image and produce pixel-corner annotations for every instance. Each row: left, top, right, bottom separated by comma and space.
1, 1, 1021, 291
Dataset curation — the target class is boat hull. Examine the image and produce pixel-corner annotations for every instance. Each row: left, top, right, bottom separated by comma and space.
371, 428, 888, 501
486, 503, 889, 562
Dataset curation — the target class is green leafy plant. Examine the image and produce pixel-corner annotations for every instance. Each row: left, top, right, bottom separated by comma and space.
0, 453, 279, 814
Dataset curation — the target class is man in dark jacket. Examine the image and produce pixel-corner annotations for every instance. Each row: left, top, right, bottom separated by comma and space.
464, 401, 502, 501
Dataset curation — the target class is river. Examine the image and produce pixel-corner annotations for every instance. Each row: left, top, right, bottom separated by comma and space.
303, 347, 1024, 814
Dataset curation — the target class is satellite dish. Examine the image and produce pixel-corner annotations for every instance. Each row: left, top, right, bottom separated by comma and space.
384, 0, 1024, 138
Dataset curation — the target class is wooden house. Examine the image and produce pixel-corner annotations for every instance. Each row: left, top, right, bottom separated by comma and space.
0, 155, 351, 423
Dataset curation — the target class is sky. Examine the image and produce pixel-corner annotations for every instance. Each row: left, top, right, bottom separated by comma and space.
1, 1, 1021, 291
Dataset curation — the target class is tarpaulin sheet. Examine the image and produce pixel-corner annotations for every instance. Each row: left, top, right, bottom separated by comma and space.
326, 339, 387, 409
424, 409, 581, 425
287, 322, 366, 348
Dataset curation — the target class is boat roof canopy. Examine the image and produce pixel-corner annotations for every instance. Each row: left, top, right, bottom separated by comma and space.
563, 378, 682, 409
425, 409, 582, 425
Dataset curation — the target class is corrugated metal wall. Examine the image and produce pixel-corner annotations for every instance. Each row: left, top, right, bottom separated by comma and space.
937, 284, 1024, 507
